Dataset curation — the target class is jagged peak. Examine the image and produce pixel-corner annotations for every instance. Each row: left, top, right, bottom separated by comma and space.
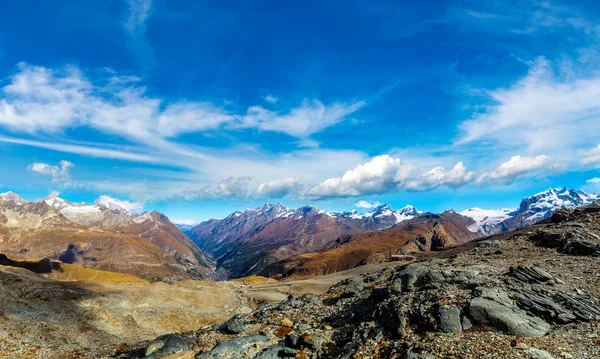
0, 191, 27, 205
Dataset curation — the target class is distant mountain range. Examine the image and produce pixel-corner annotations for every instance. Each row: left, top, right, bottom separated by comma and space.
1, 187, 597, 282
0, 191, 212, 281
181, 187, 599, 279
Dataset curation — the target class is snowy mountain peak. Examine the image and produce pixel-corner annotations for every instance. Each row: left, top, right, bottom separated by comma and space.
459, 207, 516, 236
93, 195, 128, 213
240, 203, 294, 218
461, 187, 599, 236
0, 191, 27, 205
519, 187, 599, 219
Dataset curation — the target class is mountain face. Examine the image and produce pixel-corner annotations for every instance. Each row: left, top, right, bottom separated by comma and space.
187, 203, 295, 260
0, 191, 212, 281
461, 188, 599, 235
458, 208, 516, 236
501, 187, 599, 232
266, 210, 480, 278
187, 203, 423, 278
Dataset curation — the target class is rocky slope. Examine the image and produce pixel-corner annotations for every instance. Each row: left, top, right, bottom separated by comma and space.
111, 203, 600, 359
0, 257, 245, 359
0, 191, 212, 281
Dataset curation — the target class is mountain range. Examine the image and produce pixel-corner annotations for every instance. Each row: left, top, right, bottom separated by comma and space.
1, 187, 597, 282
181, 187, 599, 279
0, 191, 212, 281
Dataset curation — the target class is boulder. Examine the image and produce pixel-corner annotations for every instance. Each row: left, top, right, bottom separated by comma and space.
343, 279, 365, 297
253, 346, 296, 359
221, 318, 245, 334
469, 288, 550, 337
514, 289, 577, 324
144, 334, 191, 359
509, 265, 553, 284
196, 335, 268, 359
438, 306, 462, 333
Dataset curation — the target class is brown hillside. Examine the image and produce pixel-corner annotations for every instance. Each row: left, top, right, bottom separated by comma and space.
266, 211, 480, 278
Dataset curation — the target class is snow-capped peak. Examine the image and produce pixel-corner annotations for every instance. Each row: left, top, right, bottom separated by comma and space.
0, 191, 27, 205
41, 191, 67, 209
93, 195, 144, 213
459, 207, 516, 235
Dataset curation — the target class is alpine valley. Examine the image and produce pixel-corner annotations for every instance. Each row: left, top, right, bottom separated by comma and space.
1, 187, 600, 358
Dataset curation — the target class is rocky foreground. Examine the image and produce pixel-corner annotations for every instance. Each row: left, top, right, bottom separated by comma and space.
97, 205, 600, 359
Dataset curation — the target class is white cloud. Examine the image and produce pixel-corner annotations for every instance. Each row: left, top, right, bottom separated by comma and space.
0, 136, 162, 164
265, 95, 278, 103
306, 155, 414, 198
256, 177, 301, 198
240, 99, 365, 138
27, 160, 77, 185
585, 177, 600, 193
406, 162, 475, 191
124, 0, 155, 68
476, 155, 551, 184
0, 64, 360, 144
581, 144, 600, 165
457, 57, 600, 158
354, 200, 381, 209
181, 176, 252, 200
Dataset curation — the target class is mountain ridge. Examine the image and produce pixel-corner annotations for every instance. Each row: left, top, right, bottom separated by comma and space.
0, 191, 212, 281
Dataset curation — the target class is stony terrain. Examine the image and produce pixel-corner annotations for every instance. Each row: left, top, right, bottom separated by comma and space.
0, 260, 246, 359
103, 205, 600, 359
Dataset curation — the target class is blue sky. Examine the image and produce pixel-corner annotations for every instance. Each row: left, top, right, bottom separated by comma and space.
1, 0, 600, 221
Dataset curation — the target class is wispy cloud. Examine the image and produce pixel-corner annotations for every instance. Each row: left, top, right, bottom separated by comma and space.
27, 160, 80, 187
124, 0, 155, 68
0, 136, 163, 164
581, 144, 600, 166
457, 56, 600, 162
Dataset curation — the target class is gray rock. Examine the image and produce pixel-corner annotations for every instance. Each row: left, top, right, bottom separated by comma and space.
253, 346, 296, 359
461, 314, 473, 331
554, 292, 600, 321
144, 334, 191, 359
196, 335, 268, 358
514, 289, 577, 324
469, 288, 550, 337
343, 279, 365, 297
438, 306, 462, 333
415, 269, 445, 290
222, 318, 245, 334
387, 279, 404, 294
524, 348, 555, 359
509, 265, 553, 284
392, 266, 428, 292
477, 240, 501, 248
406, 351, 435, 359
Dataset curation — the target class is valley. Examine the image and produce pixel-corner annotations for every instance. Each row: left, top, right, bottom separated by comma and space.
1, 187, 599, 358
